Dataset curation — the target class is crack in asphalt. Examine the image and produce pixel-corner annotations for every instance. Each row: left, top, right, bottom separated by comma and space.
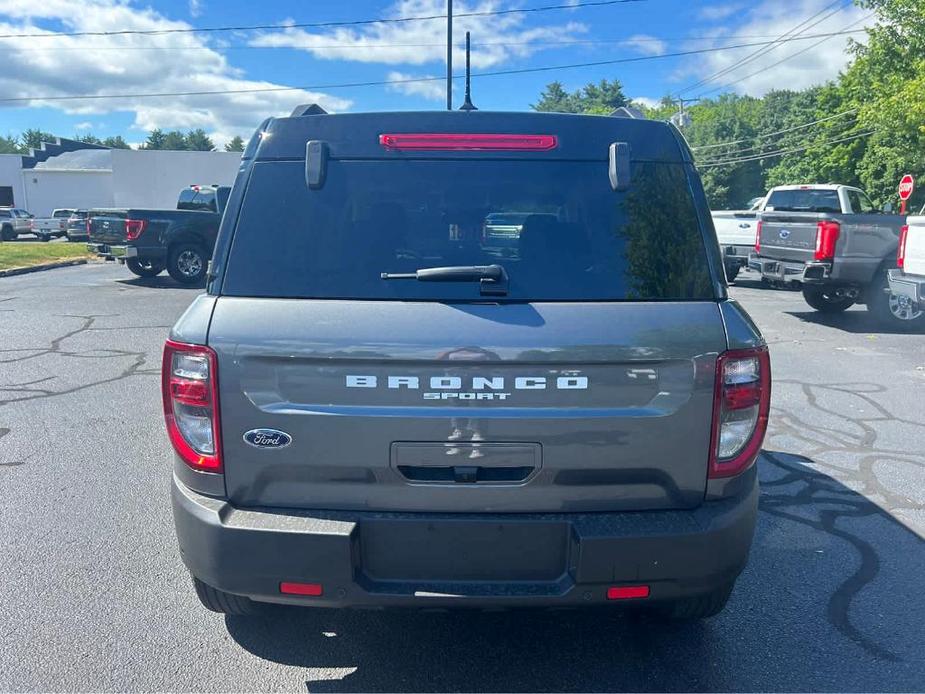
764, 380, 925, 662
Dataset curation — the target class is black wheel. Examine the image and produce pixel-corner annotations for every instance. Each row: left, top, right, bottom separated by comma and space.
867, 269, 925, 331
167, 243, 208, 285
1, 225, 14, 242
660, 581, 735, 620
802, 285, 855, 313
192, 576, 257, 615
725, 264, 740, 282
126, 258, 164, 278
36, 233, 50, 242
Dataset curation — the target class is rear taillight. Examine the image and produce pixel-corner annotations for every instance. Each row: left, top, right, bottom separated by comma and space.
162, 340, 222, 473
814, 220, 840, 261
125, 218, 147, 241
754, 221, 762, 255
86, 218, 92, 235
898, 225, 909, 269
709, 347, 771, 479
378, 133, 558, 151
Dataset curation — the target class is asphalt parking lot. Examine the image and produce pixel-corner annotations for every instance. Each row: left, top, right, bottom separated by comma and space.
0, 263, 923, 692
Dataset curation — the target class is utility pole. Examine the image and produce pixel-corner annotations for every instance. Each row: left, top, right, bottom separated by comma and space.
671, 97, 698, 129
446, 0, 453, 110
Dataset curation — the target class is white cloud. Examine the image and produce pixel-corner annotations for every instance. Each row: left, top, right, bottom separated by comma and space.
630, 96, 660, 109
386, 71, 445, 101
624, 34, 667, 57
73, 121, 93, 130
249, 0, 587, 69
0, 0, 351, 145
188, 0, 203, 18
698, 4, 744, 22
679, 0, 875, 97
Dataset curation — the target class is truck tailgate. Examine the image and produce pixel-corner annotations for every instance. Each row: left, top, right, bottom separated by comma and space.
209, 299, 728, 514
904, 217, 925, 277
88, 211, 128, 245
758, 213, 821, 262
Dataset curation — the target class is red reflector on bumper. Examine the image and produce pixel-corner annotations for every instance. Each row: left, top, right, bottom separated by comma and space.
607, 585, 650, 600
280, 582, 323, 596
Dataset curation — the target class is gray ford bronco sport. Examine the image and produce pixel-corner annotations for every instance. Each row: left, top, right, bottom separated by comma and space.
165, 107, 770, 619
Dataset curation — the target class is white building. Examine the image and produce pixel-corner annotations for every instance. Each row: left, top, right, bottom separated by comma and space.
0, 139, 241, 215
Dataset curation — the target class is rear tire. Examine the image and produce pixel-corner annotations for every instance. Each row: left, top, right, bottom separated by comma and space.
1, 225, 14, 241
867, 269, 925, 331
126, 258, 164, 278
802, 285, 855, 313
724, 264, 740, 282
661, 581, 735, 620
167, 243, 208, 285
192, 576, 258, 615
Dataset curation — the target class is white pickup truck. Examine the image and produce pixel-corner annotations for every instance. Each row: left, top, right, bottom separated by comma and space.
888, 206, 925, 322
711, 197, 764, 282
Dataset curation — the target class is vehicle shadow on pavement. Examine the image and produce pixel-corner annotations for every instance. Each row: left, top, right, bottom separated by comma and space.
116, 277, 205, 290
784, 310, 924, 335
224, 452, 925, 692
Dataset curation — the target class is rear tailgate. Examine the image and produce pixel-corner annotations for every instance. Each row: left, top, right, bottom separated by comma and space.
758, 212, 823, 262
210, 299, 727, 514
904, 217, 925, 277
711, 211, 757, 247
88, 210, 128, 245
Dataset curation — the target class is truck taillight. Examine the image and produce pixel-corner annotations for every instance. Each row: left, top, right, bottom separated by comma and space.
754, 221, 762, 254
814, 220, 840, 261
898, 225, 909, 269
86, 218, 92, 235
125, 219, 147, 241
709, 347, 771, 479
162, 340, 222, 473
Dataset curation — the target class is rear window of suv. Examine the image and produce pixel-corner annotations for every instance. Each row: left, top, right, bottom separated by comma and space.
222, 159, 715, 302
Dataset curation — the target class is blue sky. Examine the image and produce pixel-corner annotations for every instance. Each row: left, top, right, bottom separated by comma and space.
0, 0, 872, 147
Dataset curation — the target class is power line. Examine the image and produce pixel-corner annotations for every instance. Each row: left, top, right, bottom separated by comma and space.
676, 0, 847, 96
698, 129, 875, 167
690, 108, 858, 152
695, 12, 874, 98
0, 30, 869, 104
0, 0, 646, 40
4, 30, 869, 52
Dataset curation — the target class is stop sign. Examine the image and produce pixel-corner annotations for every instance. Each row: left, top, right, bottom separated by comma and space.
899, 174, 915, 201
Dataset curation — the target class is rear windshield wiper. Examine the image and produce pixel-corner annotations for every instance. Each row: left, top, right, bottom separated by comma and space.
381, 264, 509, 296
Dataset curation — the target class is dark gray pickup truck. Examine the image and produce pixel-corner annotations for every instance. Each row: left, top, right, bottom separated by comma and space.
88, 185, 229, 284
165, 107, 770, 620
752, 184, 915, 328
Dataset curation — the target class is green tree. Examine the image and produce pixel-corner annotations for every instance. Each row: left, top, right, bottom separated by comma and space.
531, 81, 575, 113
142, 129, 167, 150
224, 135, 245, 152
0, 135, 22, 154
21, 129, 56, 151
102, 135, 131, 149
76, 133, 103, 145
531, 78, 627, 114
162, 130, 188, 150
185, 128, 215, 151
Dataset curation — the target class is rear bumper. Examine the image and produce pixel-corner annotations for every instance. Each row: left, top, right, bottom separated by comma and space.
87, 242, 136, 259
721, 245, 753, 267
756, 256, 832, 283
888, 269, 925, 306
172, 470, 758, 608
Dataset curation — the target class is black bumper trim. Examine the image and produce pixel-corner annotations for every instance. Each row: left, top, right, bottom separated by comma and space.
172, 474, 758, 608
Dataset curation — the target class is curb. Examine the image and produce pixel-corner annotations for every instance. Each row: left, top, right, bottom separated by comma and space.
0, 258, 89, 278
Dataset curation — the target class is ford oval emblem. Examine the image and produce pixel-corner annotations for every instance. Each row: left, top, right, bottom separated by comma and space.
243, 429, 292, 449
779, 229, 791, 239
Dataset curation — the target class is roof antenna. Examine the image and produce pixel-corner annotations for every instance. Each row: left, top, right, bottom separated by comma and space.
459, 32, 478, 111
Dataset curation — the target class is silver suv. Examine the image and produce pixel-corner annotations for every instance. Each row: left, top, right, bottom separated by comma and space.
165, 108, 770, 620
